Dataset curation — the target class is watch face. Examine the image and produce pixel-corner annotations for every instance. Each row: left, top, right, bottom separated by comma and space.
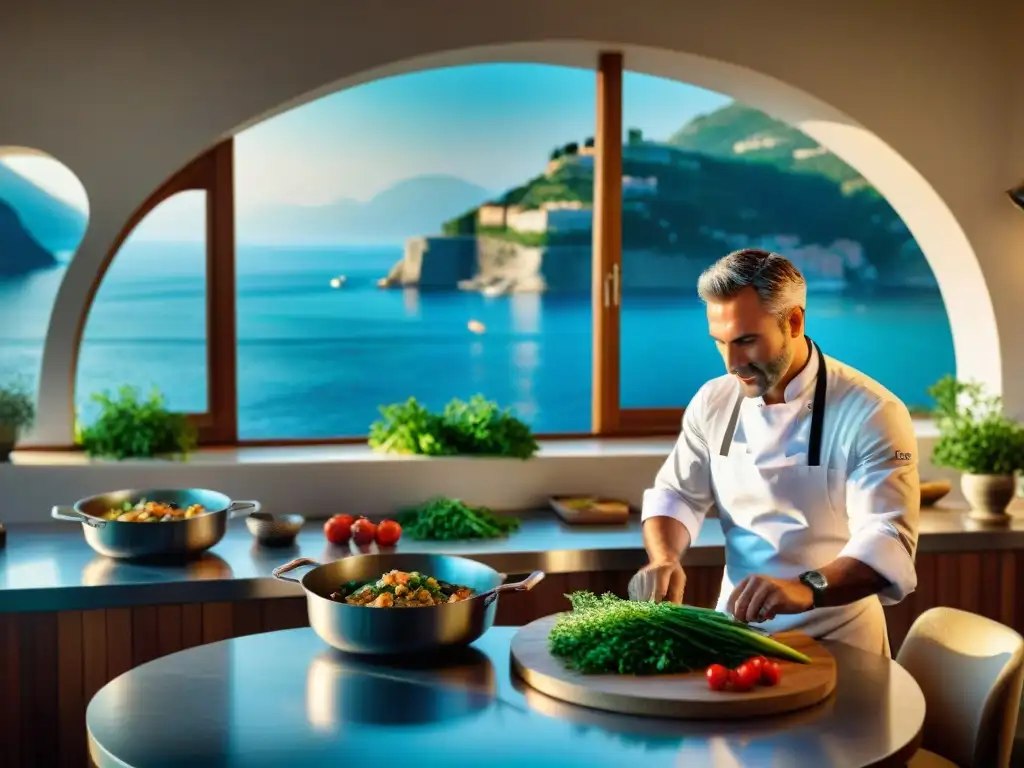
804, 571, 827, 590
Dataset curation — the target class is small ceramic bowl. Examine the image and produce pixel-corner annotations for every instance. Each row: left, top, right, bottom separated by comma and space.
245, 512, 305, 547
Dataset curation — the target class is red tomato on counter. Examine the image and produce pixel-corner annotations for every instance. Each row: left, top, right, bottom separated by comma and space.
351, 517, 378, 546
375, 519, 402, 547
705, 664, 729, 691
323, 515, 353, 545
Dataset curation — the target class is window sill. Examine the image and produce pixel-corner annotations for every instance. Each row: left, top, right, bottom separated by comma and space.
9, 420, 940, 467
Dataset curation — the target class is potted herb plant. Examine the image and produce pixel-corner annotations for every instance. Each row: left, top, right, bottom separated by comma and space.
77, 385, 197, 460
0, 377, 35, 462
928, 376, 1024, 521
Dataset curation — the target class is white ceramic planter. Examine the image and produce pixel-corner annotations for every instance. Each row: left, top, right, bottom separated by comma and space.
960, 473, 1017, 522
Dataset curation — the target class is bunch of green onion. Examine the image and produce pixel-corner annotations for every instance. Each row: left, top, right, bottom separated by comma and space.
547, 591, 812, 675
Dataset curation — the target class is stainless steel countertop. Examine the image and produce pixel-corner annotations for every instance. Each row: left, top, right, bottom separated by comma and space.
2, 506, 1022, 613
86, 625, 924, 768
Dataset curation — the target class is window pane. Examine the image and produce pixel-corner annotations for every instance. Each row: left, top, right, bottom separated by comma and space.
76, 191, 207, 420
234, 63, 595, 440
0, 150, 88, 389
618, 73, 954, 414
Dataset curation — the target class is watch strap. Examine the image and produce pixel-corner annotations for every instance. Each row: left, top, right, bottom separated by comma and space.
799, 570, 827, 607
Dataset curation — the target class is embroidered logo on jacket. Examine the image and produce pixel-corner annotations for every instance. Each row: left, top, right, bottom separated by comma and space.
894, 450, 912, 461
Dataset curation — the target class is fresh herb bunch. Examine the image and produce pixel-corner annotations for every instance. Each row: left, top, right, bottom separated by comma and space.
397, 497, 521, 540
441, 395, 539, 458
78, 386, 197, 460
548, 591, 811, 675
368, 395, 538, 459
928, 376, 1024, 475
368, 398, 453, 456
0, 376, 36, 432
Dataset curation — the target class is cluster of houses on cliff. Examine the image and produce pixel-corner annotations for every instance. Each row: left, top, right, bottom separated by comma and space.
463, 129, 856, 290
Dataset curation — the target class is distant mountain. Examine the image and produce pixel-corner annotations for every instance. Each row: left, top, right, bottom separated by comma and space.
0, 199, 60, 276
0, 161, 88, 254
667, 102, 871, 194
238, 174, 493, 244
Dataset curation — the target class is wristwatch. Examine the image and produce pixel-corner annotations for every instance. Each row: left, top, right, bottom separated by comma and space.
798, 570, 828, 607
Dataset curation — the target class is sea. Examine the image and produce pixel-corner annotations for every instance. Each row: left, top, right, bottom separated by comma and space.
0, 242, 955, 438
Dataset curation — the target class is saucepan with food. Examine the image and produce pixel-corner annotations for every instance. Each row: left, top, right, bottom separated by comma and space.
272, 553, 545, 655
51, 488, 260, 559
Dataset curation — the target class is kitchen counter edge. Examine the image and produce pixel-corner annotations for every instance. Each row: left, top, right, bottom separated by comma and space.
0, 506, 1020, 613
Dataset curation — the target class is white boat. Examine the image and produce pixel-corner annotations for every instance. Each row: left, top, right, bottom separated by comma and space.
481, 277, 515, 297
329, 275, 347, 289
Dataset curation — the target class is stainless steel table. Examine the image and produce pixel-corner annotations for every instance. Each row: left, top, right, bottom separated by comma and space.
86, 627, 925, 768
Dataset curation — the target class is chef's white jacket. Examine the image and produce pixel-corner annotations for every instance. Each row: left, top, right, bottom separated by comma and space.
641, 349, 920, 605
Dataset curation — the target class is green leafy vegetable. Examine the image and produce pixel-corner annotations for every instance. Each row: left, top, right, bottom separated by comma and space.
397, 497, 521, 541
368, 395, 538, 459
78, 385, 197, 460
548, 591, 812, 675
0, 375, 36, 432
928, 376, 1024, 475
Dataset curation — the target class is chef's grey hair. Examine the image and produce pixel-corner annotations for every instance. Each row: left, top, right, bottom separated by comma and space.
697, 248, 807, 321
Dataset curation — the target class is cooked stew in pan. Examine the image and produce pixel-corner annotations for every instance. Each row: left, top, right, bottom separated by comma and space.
99, 500, 208, 523
329, 569, 474, 608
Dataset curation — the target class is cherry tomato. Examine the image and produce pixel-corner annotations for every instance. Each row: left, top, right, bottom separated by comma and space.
333, 514, 355, 527
323, 515, 352, 545
705, 664, 729, 691
375, 519, 402, 547
351, 518, 378, 546
746, 655, 768, 675
760, 661, 782, 687
729, 662, 759, 692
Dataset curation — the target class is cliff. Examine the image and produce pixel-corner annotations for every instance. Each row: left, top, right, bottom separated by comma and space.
0, 199, 59, 277
0, 161, 87, 254
434, 102, 930, 288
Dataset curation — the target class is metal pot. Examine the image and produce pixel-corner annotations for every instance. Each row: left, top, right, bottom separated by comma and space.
51, 488, 260, 559
273, 553, 544, 655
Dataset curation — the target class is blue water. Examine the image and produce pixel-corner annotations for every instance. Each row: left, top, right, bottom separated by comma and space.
0, 242, 956, 438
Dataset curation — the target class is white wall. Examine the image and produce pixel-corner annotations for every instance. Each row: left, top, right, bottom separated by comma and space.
0, 0, 1020, 446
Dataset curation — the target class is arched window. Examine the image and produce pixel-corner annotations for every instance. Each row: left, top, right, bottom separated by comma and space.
66, 53, 957, 448
0, 147, 88, 390
73, 142, 237, 444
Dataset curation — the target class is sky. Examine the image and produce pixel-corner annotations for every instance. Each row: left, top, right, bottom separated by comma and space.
2, 64, 731, 240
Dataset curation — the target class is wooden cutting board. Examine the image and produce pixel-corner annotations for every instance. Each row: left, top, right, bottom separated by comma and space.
548, 496, 631, 525
510, 614, 837, 720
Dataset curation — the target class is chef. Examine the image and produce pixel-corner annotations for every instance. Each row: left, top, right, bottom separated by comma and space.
635, 248, 920, 657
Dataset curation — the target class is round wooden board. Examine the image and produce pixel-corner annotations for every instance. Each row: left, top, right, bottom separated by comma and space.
510, 613, 837, 720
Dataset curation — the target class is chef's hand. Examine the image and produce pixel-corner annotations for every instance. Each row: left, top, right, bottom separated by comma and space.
630, 561, 686, 603
726, 574, 814, 623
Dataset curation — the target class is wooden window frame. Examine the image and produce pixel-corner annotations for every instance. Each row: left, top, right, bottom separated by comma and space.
592, 52, 685, 438
71, 139, 238, 446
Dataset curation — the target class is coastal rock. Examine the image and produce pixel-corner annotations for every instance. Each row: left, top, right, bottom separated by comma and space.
0, 199, 59, 276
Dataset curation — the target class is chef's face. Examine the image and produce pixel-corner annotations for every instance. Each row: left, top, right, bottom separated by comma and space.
706, 286, 803, 399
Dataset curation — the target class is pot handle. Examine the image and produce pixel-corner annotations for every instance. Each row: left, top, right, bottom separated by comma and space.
51, 506, 107, 529
481, 570, 545, 607
271, 557, 321, 583
227, 500, 262, 519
